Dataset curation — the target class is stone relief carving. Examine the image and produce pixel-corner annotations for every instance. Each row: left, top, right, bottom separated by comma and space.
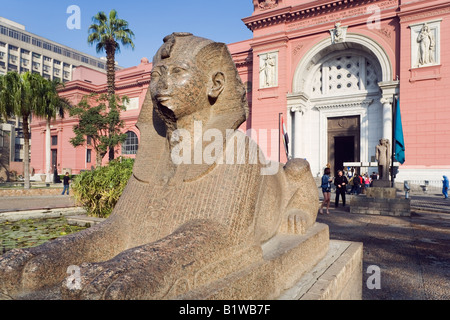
410, 20, 440, 69
259, 52, 277, 88
330, 23, 348, 44
293, 44, 304, 57
417, 23, 435, 66
258, 0, 278, 10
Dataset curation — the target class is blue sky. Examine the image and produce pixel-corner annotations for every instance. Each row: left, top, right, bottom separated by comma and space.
1, 0, 254, 68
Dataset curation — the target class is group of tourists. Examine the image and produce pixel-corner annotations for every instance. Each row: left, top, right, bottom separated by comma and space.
319, 167, 378, 215
320, 169, 450, 215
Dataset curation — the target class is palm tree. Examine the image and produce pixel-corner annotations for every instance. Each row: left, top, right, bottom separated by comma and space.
88, 9, 135, 161
35, 78, 71, 183
0, 73, 16, 122
88, 9, 135, 99
0, 72, 41, 189
0, 73, 15, 182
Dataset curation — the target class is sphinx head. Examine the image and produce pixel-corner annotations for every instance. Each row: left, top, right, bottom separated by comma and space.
150, 32, 248, 129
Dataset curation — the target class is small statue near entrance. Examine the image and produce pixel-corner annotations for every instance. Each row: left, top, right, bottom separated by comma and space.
375, 138, 391, 181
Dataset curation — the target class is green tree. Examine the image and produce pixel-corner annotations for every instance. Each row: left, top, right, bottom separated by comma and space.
0, 73, 15, 122
88, 9, 135, 161
0, 73, 15, 182
69, 93, 127, 168
0, 72, 42, 189
35, 78, 71, 183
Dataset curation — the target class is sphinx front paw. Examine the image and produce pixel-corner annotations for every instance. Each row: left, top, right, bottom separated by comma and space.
279, 211, 307, 235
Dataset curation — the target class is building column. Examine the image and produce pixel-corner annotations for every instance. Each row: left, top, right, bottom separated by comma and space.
378, 80, 400, 145
287, 92, 309, 159
291, 106, 306, 159
380, 98, 393, 142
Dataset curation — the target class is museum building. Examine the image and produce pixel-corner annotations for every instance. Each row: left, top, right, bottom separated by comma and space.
30, 0, 450, 184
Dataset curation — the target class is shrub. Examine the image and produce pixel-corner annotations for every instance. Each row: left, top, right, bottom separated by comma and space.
71, 157, 134, 218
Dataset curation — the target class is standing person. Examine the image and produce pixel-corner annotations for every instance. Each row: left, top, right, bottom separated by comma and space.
320, 168, 333, 215
370, 171, 377, 187
352, 173, 361, 195
334, 170, 348, 207
347, 175, 354, 194
61, 172, 71, 195
443, 175, 449, 199
364, 174, 371, 189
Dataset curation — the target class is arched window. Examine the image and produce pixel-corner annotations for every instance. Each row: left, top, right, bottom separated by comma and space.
122, 131, 138, 155
310, 54, 381, 98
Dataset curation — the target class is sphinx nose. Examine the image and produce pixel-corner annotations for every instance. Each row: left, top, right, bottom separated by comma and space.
157, 73, 172, 92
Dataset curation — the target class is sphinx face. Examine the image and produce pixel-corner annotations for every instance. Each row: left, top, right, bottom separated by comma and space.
150, 57, 208, 122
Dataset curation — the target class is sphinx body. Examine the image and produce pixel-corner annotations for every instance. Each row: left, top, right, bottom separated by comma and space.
0, 33, 321, 300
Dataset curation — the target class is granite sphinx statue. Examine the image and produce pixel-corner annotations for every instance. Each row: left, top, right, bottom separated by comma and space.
0, 33, 326, 300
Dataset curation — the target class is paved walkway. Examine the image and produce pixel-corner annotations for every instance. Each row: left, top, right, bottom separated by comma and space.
318, 191, 450, 300
0, 192, 449, 300
0, 195, 76, 213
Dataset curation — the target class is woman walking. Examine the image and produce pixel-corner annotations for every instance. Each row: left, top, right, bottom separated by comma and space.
443, 175, 449, 199
320, 168, 333, 214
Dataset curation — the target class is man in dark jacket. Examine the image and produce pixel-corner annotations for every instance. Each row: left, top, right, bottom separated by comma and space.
61, 172, 70, 195
334, 170, 348, 207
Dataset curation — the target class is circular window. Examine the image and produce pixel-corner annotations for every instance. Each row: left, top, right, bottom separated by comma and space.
347, 73, 352, 78
337, 65, 342, 70
347, 64, 352, 69
347, 83, 352, 88
337, 74, 342, 79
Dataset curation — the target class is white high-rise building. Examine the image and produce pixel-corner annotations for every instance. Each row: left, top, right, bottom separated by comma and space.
0, 17, 120, 80
0, 17, 119, 171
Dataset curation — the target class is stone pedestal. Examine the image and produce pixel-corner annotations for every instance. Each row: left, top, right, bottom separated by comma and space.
278, 240, 363, 300
177, 223, 363, 300
350, 187, 411, 217
372, 180, 391, 188
365, 187, 396, 199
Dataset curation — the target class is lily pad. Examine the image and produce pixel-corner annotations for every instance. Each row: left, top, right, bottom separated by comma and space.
1, 217, 88, 255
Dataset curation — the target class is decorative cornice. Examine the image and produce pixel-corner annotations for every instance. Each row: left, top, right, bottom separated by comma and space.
315, 98, 374, 110
235, 57, 253, 68
243, 0, 383, 31
58, 79, 150, 95
399, 3, 450, 23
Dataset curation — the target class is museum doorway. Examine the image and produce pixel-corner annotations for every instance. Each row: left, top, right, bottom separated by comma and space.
328, 116, 360, 175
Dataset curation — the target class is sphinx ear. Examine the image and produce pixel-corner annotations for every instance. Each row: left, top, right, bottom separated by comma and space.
208, 72, 225, 101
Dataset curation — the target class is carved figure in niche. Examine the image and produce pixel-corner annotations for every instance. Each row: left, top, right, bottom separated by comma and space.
0, 33, 319, 300
376, 138, 391, 181
417, 23, 435, 66
260, 53, 276, 87
257, 0, 278, 10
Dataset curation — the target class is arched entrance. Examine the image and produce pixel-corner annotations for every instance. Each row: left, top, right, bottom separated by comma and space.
288, 34, 398, 177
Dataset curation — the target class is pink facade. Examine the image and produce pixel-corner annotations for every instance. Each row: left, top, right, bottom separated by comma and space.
398, 1, 450, 170
30, 58, 151, 175
30, 0, 450, 182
